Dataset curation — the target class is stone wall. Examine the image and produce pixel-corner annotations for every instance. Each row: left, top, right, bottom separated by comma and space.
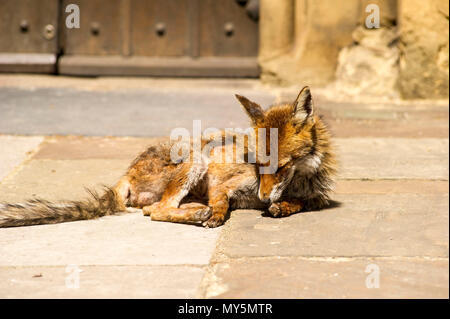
259, 0, 360, 86
330, 0, 400, 98
259, 0, 449, 99
398, 0, 449, 99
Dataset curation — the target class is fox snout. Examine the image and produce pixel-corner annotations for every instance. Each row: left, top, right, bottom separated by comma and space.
258, 164, 297, 203
258, 174, 278, 203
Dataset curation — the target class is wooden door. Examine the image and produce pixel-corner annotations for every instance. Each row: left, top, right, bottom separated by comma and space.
0, 0, 260, 77
59, 0, 259, 77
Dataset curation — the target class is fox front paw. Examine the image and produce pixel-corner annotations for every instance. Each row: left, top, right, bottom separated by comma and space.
193, 206, 212, 222
142, 202, 160, 216
203, 214, 225, 228
268, 203, 282, 217
268, 200, 303, 218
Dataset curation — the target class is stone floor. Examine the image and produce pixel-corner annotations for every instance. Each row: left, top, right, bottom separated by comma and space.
0, 75, 448, 298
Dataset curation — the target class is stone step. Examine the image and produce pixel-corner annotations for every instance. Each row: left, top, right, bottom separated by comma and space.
216, 193, 449, 259
0, 265, 205, 299
0, 213, 220, 267
201, 258, 449, 298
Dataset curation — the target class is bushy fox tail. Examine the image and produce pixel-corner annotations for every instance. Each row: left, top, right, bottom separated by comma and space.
0, 187, 125, 228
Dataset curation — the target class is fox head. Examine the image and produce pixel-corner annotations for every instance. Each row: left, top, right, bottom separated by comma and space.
236, 86, 322, 203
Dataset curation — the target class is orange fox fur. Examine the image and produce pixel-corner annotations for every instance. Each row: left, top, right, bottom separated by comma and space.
0, 87, 336, 228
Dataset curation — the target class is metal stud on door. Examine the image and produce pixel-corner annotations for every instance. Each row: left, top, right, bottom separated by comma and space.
0, 0, 59, 73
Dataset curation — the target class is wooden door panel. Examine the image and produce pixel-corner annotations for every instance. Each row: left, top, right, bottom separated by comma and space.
57, 0, 260, 77
131, 0, 190, 57
0, 0, 58, 54
199, 0, 258, 57
62, 0, 122, 55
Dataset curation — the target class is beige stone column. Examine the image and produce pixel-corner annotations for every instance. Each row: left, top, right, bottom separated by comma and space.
398, 0, 449, 98
292, 0, 360, 84
359, 0, 398, 26
259, 0, 295, 62
259, 0, 361, 86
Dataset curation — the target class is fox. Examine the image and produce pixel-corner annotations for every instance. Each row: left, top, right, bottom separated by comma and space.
0, 86, 336, 228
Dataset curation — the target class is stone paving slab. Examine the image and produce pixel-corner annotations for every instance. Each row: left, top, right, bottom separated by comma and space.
0, 135, 43, 182
0, 159, 129, 202
33, 136, 163, 161
216, 193, 449, 258
0, 75, 261, 92
336, 138, 449, 180
327, 118, 449, 138
33, 137, 450, 180
314, 99, 449, 138
0, 86, 275, 137
0, 265, 205, 298
203, 258, 448, 299
35, 137, 450, 181
1, 137, 446, 201
0, 213, 220, 267
0, 75, 448, 298
0, 76, 448, 138
335, 180, 449, 194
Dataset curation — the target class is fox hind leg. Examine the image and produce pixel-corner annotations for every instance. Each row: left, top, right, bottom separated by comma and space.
143, 202, 211, 224
142, 162, 209, 224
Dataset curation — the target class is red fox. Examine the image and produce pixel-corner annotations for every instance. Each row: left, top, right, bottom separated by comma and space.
0, 86, 336, 228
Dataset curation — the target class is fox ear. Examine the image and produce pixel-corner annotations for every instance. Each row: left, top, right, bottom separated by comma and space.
235, 94, 265, 125
293, 86, 314, 123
